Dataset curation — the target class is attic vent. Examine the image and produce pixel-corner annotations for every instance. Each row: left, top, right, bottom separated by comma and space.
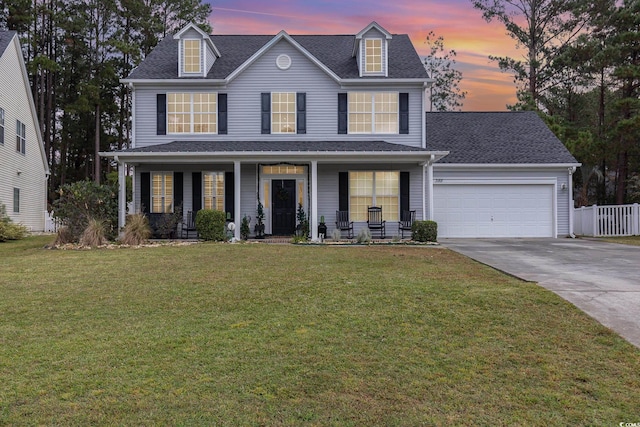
276, 54, 292, 70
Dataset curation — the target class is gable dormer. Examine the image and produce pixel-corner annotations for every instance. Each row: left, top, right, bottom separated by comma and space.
174, 22, 221, 78
353, 21, 392, 77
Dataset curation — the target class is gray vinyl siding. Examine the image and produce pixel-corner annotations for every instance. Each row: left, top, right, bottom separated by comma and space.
132, 38, 424, 148
432, 167, 572, 236
205, 43, 216, 72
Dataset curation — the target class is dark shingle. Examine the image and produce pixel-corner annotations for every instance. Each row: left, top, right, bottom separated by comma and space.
426, 112, 578, 164
0, 31, 16, 57
127, 33, 428, 80
123, 140, 428, 153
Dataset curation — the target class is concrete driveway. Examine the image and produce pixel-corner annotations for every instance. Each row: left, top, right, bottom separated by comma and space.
441, 238, 640, 349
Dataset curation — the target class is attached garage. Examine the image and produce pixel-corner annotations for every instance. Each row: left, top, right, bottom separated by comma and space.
433, 182, 556, 238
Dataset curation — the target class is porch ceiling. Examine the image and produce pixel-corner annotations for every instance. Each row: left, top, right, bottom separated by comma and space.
101, 140, 449, 164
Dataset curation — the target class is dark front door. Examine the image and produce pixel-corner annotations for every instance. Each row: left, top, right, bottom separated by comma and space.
272, 179, 296, 235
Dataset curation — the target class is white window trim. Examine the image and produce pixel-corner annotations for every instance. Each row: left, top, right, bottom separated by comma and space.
348, 92, 399, 135
179, 38, 204, 77
271, 92, 297, 134
167, 92, 218, 135
202, 172, 225, 211
349, 171, 400, 222
151, 172, 174, 214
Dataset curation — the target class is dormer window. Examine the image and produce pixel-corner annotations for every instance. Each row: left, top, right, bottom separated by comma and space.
365, 39, 382, 73
183, 39, 202, 74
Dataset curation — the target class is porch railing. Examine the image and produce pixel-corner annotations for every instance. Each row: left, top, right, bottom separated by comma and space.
574, 204, 640, 237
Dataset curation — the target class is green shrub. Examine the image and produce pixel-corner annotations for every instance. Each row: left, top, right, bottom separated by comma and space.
53, 180, 118, 242
120, 213, 151, 245
412, 220, 437, 242
240, 215, 250, 240
54, 226, 74, 246
195, 209, 226, 241
0, 203, 28, 242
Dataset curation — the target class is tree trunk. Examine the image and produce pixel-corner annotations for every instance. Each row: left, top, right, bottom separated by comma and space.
94, 103, 100, 184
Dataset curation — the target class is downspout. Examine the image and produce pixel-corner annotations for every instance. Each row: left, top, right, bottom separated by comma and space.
569, 166, 576, 238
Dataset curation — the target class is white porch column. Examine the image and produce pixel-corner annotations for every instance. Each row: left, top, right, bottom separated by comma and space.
424, 154, 435, 220
311, 160, 318, 241
117, 158, 127, 232
234, 161, 241, 241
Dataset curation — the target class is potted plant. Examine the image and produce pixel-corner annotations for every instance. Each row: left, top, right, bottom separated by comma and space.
318, 215, 327, 238
240, 215, 251, 240
255, 201, 265, 239
296, 203, 309, 238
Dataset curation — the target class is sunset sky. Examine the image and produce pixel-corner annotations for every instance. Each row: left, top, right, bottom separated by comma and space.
203, 0, 523, 111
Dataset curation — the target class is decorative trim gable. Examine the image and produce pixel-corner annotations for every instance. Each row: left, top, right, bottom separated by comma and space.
353, 21, 392, 77
173, 22, 220, 77
225, 30, 341, 84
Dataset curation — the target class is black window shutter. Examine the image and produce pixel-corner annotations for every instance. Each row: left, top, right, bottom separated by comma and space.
399, 93, 409, 134
225, 171, 234, 218
192, 172, 202, 213
338, 172, 349, 211
338, 93, 347, 134
157, 94, 166, 135
174, 172, 183, 212
261, 93, 270, 134
296, 92, 306, 134
140, 172, 150, 214
218, 93, 227, 134
400, 171, 410, 213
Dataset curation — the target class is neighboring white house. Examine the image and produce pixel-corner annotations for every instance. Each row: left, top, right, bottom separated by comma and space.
0, 31, 49, 231
102, 21, 579, 239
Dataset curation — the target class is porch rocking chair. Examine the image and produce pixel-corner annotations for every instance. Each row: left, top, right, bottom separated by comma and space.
181, 210, 198, 239
367, 206, 386, 239
398, 210, 416, 239
335, 210, 354, 239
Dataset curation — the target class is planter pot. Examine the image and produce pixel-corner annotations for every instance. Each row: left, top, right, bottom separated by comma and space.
318, 223, 327, 237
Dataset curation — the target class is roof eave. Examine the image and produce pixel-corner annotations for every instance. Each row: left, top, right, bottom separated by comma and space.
434, 163, 582, 168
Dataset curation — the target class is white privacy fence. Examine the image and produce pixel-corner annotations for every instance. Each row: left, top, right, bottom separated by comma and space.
574, 204, 640, 237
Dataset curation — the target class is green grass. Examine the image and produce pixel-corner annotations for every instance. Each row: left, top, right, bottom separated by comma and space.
1, 236, 639, 425
600, 235, 640, 246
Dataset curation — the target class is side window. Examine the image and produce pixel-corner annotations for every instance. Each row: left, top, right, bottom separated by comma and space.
0, 108, 5, 145
16, 120, 26, 154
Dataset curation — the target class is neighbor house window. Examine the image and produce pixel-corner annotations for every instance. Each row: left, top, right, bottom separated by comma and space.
13, 188, 19, 213
16, 120, 26, 154
151, 172, 173, 213
365, 39, 382, 73
168, 93, 217, 134
203, 172, 225, 211
349, 171, 399, 221
271, 92, 296, 133
0, 108, 4, 144
348, 92, 397, 134
183, 39, 201, 74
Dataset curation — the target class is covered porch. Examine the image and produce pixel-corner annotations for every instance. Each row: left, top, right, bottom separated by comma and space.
101, 141, 448, 241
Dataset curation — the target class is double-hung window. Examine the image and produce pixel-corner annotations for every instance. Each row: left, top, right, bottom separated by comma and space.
16, 120, 25, 154
168, 93, 217, 134
365, 39, 382, 73
183, 39, 202, 74
151, 172, 173, 213
271, 92, 296, 134
348, 92, 398, 134
349, 171, 399, 221
203, 172, 225, 211
0, 108, 4, 144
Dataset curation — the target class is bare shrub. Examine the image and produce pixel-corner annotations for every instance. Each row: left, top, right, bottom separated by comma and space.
79, 218, 108, 247
54, 226, 74, 246
121, 213, 151, 246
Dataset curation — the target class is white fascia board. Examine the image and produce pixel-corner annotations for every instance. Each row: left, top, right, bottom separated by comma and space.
434, 163, 582, 169
340, 78, 430, 86
13, 35, 50, 175
355, 21, 393, 40
100, 150, 446, 164
225, 31, 341, 84
120, 79, 227, 87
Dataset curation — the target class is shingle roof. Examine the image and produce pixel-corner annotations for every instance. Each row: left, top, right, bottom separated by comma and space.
124, 140, 429, 153
127, 33, 428, 80
0, 31, 16, 57
426, 112, 579, 164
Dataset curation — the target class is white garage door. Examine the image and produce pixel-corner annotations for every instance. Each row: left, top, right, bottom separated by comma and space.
434, 184, 555, 238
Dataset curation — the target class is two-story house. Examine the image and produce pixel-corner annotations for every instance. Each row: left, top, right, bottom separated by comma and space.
0, 31, 49, 231
103, 21, 579, 239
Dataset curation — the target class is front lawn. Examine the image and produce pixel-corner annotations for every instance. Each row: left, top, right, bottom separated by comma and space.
1, 236, 639, 425
600, 236, 640, 246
